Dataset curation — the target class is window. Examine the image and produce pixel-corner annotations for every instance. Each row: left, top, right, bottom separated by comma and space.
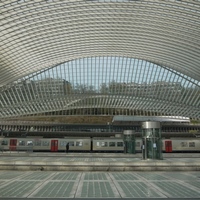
181, 142, 187, 147
189, 142, 195, 147
19, 141, 25, 146
76, 141, 82, 146
35, 141, 41, 146
1, 140, 8, 145
101, 142, 107, 147
109, 142, 115, 147
117, 142, 123, 147
27, 141, 33, 146
60, 141, 67, 146
42, 141, 49, 146
136, 142, 140, 147
69, 141, 74, 146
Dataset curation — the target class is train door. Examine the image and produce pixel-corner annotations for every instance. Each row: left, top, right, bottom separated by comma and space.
51, 140, 58, 152
10, 139, 17, 151
165, 140, 172, 153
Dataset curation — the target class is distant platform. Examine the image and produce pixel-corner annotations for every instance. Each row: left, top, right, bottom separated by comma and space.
0, 152, 199, 171
112, 115, 190, 123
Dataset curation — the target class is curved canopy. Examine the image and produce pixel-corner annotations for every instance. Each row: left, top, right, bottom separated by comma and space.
0, 0, 200, 119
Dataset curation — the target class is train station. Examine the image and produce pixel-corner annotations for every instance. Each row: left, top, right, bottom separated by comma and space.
0, 0, 200, 199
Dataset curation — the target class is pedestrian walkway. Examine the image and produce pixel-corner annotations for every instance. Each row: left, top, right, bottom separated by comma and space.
0, 171, 200, 198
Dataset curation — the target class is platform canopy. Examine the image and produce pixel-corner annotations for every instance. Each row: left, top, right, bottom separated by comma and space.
0, 0, 199, 119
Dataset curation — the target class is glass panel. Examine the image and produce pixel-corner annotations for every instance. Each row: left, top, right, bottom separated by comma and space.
136, 141, 140, 147
181, 142, 188, 147
101, 142, 107, 147
35, 141, 41, 146
60, 141, 67, 146
19, 141, 25, 146
1, 140, 8, 145
76, 141, 82, 146
0, 57, 199, 118
27, 141, 33, 146
42, 141, 49, 146
117, 142, 123, 147
189, 142, 195, 147
109, 142, 115, 147
69, 141, 74, 146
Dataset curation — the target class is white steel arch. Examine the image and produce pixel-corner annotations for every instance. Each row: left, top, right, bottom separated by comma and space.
0, 0, 200, 119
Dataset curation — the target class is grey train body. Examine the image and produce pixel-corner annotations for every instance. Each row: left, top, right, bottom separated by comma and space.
0, 137, 200, 152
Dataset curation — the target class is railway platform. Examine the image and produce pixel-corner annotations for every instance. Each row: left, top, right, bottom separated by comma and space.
0, 152, 200, 171
0, 153, 200, 199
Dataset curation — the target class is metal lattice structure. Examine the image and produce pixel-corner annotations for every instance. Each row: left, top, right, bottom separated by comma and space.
0, 0, 200, 119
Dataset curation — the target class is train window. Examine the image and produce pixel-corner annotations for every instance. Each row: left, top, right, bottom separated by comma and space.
69, 141, 74, 146
117, 142, 123, 147
27, 141, 33, 146
109, 142, 115, 147
1, 140, 8, 145
35, 141, 41, 146
76, 141, 83, 146
136, 142, 140, 147
60, 141, 67, 146
96, 142, 100, 146
19, 141, 25, 146
189, 142, 195, 147
101, 142, 107, 147
180, 142, 187, 147
42, 141, 49, 146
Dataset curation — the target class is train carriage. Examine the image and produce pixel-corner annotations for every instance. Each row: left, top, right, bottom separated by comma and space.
162, 138, 200, 152
1, 136, 200, 153
0, 137, 35, 151
92, 137, 124, 152
58, 137, 91, 152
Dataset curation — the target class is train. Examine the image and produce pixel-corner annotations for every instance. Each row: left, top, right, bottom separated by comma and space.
1, 136, 200, 153
1, 137, 200, 152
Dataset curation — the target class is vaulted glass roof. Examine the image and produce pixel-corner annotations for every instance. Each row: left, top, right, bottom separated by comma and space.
0, 0, 199, 119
